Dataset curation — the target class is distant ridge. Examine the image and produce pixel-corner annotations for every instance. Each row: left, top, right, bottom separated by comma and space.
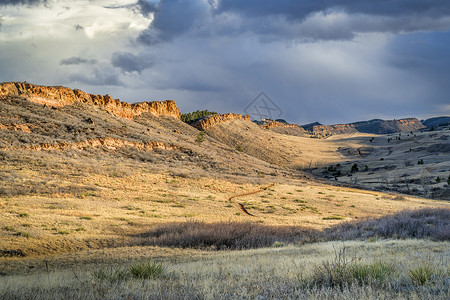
301, 118, 425, 135
422, 116, 450, 128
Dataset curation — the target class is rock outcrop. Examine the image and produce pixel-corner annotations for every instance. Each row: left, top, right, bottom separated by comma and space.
0, 137, 176, 152
0, 82, 180, 119
191, 113, 250, 130
309, 124, 358, 135
259, 120, 303, 130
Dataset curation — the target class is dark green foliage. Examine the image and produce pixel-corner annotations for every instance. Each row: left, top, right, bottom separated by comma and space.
351, 164, 359, 173
447, 175, 450, 185
181, 110, 217, 124
436, 176, 441, 183
418, 159, 424, 165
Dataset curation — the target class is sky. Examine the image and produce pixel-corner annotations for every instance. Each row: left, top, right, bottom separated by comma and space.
0, 0, 449, 124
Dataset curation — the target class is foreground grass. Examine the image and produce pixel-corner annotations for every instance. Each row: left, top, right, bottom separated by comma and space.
0, 240, 448, 299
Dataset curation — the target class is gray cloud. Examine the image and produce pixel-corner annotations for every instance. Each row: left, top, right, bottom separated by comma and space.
68, 67, 122, 87
111, 52, 153, 73
136, 0, 157, 16
60, 56, 97, 65
0, 0, 46, 5
217, 0, 450, 19
136, 0, 450, 45
138, 0, 210, 44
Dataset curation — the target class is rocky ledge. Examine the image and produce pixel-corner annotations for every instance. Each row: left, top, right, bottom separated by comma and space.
0, 82, 180, 119
191, 113, 250, 130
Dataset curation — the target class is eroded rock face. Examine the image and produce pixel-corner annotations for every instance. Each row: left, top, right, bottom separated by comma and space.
191, 113, 250, 130
0, 82, 181, 119
310, 124, 358, 135
0, 137, 176, 152
260, 121, 305, 130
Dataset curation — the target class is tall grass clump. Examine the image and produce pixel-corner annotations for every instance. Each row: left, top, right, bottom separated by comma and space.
128, 261, 166, 279
91, 261, 166, 282
309, 247, 396, 288
408, 265, 438, 286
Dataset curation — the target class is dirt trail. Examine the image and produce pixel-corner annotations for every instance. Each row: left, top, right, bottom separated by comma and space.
228, 183, 275, 216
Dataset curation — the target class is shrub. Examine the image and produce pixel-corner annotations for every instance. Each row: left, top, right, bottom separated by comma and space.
409, 265, 435, 286
196, 132, 205, 143
128, 261, 166, 279
349, 262, 396, 285
3, 226, 15, 231
351, 164, 359, 173
136, 221, 319, 250
323, 208, 450, 241
133, 209, 449, 251
310, 247, 396, 287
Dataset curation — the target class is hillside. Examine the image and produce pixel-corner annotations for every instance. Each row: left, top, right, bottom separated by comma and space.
0, 82, 448, 259
422, 116, 450, 128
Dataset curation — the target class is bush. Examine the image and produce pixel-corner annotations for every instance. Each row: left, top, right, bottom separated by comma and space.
409, 265, 435, 286
196, 131, 205, 143
128, 261, 166, 279
91, 261, 167, 282
133, 209, 449, 251
310, 247, 396, 288
323, 208, 450, 241
136, 221, 319, 250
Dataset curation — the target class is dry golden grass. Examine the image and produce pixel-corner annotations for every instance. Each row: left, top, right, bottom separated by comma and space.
1, 155, 447, 257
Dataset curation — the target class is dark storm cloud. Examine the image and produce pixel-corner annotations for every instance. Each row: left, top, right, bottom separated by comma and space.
138, 0, 209, 44
216, 0, 450, 19
0, 0, 46, 5
136, 0, 157, 16
60, 57, 97, 65
111, 52, 153, 73
136, 0, 450, 44
68, 68, 122, 87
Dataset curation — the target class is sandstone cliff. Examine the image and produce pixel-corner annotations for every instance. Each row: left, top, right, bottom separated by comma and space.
191, 113, 250, 130
0, 82, 180, 119
259, 120, 303, 130
310, 124, 358, 135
